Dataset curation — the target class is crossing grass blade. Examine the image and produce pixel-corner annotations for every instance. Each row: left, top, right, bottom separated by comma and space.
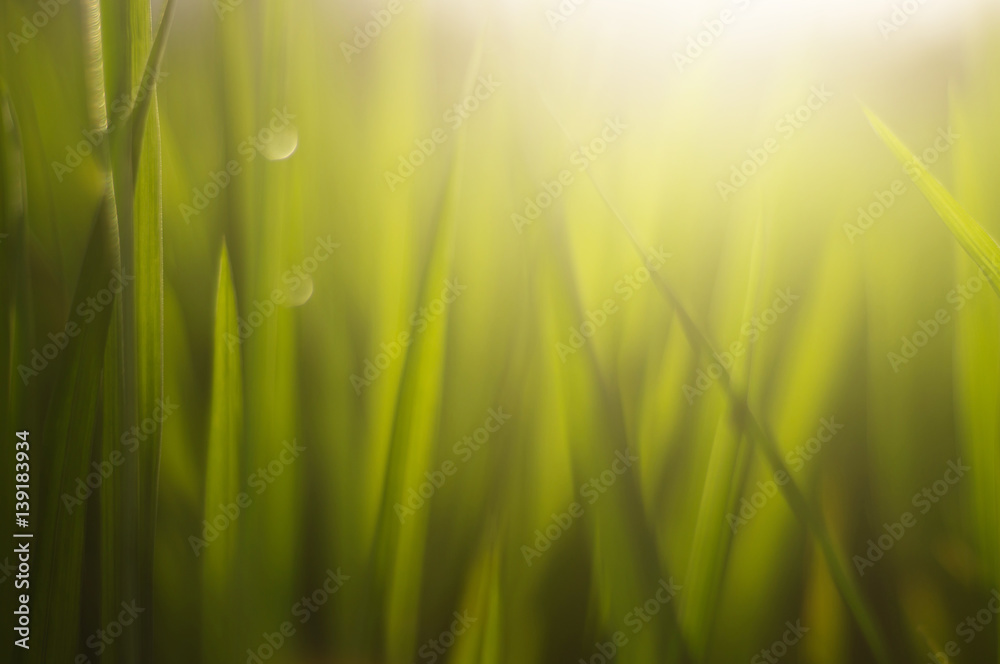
129, 0, 176, 178
96, 0, 173, 652
681, 211, 765, 661
541, 206, 691, 664
864, 107, 1000, 294
570, 161, 894, 664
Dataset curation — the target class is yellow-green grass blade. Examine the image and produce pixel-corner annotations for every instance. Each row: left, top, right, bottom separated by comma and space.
124, 0, 171, 560
574, 164, 893, 664
542, 209, 691, 663
365, 30, 486, 661
129, 0, 176, 178
663, 278, 891, 664
682, 210, 765, 661
378, 109, 464, 664
950, 92, 1000, 595
722, 221, 865, 663
864, 107, 1000, 295
448, 531, 504, 664
132, 61, 164, 658
201, 242, 244, 663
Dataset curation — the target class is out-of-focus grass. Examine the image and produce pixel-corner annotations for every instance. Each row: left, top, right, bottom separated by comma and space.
4, 0, 1000, 663
201, 243, 242, 661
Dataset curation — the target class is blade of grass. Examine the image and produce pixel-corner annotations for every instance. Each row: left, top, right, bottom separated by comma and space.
543, 203, 692, 664
36, 191, 121, 663
0, 78, 29, 435
365, 27, 486, 662
949, 91, 1000, 638
538, 106, 894, 664
682, 210, 765, 661
864, 107, 1000, 294
201, 242, 244, 662
99, 0, 173, 653
129, 0, 176, 178
100, 299, 125, 664
35, 2, 136, 658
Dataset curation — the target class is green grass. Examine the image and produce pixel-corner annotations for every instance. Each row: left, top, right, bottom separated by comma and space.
4, 1, 1000, 663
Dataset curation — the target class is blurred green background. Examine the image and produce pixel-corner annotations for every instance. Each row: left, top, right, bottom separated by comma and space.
2, 0, 1000, 662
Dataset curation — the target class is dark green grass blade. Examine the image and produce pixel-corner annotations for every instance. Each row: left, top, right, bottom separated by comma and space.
0, 79, 29, 432
36, 192, 121, 662
31, 1, 128, 656
100, 299, 126, 663
98, 0, 172, 652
